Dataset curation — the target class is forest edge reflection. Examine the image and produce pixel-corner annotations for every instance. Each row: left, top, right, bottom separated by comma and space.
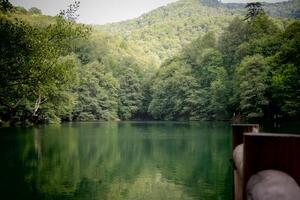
0, 122, 232, 200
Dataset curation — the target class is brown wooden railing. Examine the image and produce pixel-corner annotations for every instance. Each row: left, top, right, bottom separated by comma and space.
232, 124, 259, 200
232, 124, 300, 200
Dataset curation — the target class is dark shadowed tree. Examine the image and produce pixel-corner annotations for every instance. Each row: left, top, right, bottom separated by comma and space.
245, 2, 265, 21
0, 0, 12, 12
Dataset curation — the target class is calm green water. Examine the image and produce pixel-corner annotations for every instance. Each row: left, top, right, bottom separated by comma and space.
0, 122, 233, 200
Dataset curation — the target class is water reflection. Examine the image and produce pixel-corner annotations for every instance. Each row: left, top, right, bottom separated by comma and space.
0, 122, 232, 200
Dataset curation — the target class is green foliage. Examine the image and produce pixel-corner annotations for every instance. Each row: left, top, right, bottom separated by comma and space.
263, 0, 300, 19
223, 0, 300, 19
185, 34, 230, 120
247, 14, 280, 40
235, 55, 270, 119
96, 0, 298, 66
149, 33, 230, 121
149, 59, 197, 120
272, 64, 300, 117
0, 3, 90, 124
73, 31, 155, 121
15, 6, 28, 14
73, 62, 119, 121
271, 21, 300, 117
118, 68, 143, 120
28, 7, 42, 15
96, 0, 238, 65
244, 2, 265, 21
218, 17, 248, 72
149, 7, 300, 121
74, 32, 156, 73
1, 0, 299, 124
0, 0, 12, 12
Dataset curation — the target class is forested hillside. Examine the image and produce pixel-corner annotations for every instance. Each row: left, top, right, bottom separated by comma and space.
0, 1, 155, 125
224, 0, 300, 19
149, 14, 300, 121
96, 0, 299, 64
0, 0, 299, 125
96, 0, 237, 64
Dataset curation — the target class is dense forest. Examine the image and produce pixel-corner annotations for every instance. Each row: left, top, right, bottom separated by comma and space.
97, 0, 300, 64
0, 0, 300, 125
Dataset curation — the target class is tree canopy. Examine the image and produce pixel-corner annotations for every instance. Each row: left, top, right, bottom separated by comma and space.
0, 0, 299, 125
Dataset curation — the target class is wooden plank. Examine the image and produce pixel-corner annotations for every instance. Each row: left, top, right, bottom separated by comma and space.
231, 124, 259, 200
243, 133, 300, 199
234, 169, 243, 200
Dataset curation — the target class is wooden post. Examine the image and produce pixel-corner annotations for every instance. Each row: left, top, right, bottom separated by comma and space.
232, 124, 259, 200
232, 124, 259, 151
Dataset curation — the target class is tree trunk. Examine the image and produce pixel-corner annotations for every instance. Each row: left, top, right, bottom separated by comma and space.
33, 93, 41, 116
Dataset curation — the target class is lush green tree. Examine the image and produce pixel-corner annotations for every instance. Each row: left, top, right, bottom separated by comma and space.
0, 16, 80, 123
247, 14, 280, 40
244, 2, 265, 21
218, 17, 248, 73
136, 77, 154, 119
73, 32, 153, 120
118, 68, 143, 120
235, 54, 270, 119
271, 21, 300, 117
0, 3, 89, 124
149, 60, 197, 120
73, 62, 119, 121
235, 14, 281, 61
182, 33, 230, 120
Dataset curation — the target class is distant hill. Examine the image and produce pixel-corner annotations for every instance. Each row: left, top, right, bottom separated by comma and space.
95, 0, 299, 65
223, 0, 300, 19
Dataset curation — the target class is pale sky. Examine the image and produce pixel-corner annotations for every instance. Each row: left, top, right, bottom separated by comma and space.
10, 0, 289, 25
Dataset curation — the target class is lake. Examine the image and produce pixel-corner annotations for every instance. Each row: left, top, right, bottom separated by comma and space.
0, 121, 297, 200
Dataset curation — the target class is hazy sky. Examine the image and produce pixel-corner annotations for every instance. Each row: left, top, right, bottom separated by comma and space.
10, 0, 288, 25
